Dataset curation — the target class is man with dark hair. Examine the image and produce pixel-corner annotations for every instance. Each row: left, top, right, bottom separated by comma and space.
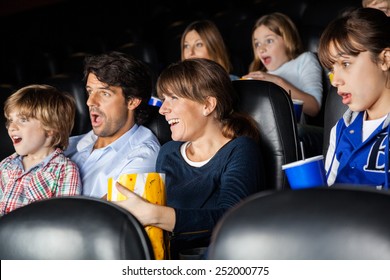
66, 52, 160, 197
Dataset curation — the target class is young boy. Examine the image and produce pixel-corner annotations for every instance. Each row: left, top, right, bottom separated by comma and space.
0, 84, 82, 215
362, 0, 390, 16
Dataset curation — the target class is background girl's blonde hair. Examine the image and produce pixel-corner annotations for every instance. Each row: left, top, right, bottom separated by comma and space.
249, 12, 303, 72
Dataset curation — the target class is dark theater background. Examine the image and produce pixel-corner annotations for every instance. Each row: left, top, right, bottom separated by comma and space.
0, 0, 361, 160
0, 0, 362, 83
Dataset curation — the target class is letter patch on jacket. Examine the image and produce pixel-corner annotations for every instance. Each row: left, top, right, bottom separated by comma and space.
364, 133, 388, 172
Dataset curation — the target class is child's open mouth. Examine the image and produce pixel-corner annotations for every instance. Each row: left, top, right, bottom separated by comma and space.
12, 136, 22, 144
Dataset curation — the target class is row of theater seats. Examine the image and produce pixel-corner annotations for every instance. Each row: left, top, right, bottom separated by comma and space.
1, 183, 390, 259
208, 186, 390, 259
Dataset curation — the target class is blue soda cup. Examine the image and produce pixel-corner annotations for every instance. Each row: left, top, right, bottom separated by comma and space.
282, 155, 327, 189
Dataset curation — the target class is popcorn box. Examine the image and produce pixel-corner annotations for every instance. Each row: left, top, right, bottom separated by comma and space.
108, 172, 167, 260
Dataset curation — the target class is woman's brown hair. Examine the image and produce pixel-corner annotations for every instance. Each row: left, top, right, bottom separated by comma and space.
157, 58, 259, 141
181, 20, 232, 73
318, 8, 390, 71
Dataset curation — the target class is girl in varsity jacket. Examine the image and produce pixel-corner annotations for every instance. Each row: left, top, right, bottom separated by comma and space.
318, 8, 390, 189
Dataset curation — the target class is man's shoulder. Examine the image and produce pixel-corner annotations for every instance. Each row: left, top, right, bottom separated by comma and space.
68, 134, 87, 147
129, 125, 161, 148
64, 132, 91, 157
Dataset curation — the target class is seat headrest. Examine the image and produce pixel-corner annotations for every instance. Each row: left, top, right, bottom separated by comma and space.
209, 187, 390, 259
233, 80, 300, 190
0, 197, 154, 260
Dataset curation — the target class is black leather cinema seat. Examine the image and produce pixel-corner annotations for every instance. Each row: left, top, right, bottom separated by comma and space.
322, 85, 348, 156
233, 80, 300, 190
118, 41, 160, 74
209, 187, 390, 260
0, 85, 16, 161
0, 197, 154, 260
144, 105, 172, 145
44, 74, 92, 136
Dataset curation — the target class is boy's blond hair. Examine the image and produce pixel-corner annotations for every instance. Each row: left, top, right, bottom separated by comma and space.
4, 84, 76, 150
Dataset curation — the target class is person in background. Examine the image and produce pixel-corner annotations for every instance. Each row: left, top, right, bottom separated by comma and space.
114, 58, 264, 259
362, 0, 390, 16
318, 8, 390, 189
0, 84, 81, 216
65, 52, 160, 198
242, 12, 323, 117
181, 20, 239, 80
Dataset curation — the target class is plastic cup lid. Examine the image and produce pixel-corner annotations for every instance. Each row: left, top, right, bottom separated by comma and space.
282, 155, 324, 170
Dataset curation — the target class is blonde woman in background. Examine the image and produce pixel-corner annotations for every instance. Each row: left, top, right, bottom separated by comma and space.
181, 20, 239, 80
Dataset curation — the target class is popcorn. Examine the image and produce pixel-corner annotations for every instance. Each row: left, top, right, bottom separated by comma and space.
108, 173, 167, 260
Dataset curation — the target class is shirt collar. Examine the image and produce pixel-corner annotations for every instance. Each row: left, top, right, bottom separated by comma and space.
77, 125, 139, 153
110, 124, 139, 152
13, 148, 62, 170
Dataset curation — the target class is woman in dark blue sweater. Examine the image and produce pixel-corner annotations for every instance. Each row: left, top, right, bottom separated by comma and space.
116, 58, 264, 258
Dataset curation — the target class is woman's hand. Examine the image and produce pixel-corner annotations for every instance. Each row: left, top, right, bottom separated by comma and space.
113, 182, 176, 232
242, 71, 320, 116
114, 182, 153, 226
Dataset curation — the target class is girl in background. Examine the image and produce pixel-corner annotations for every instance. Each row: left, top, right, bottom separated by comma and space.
243, 12, 323, 117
